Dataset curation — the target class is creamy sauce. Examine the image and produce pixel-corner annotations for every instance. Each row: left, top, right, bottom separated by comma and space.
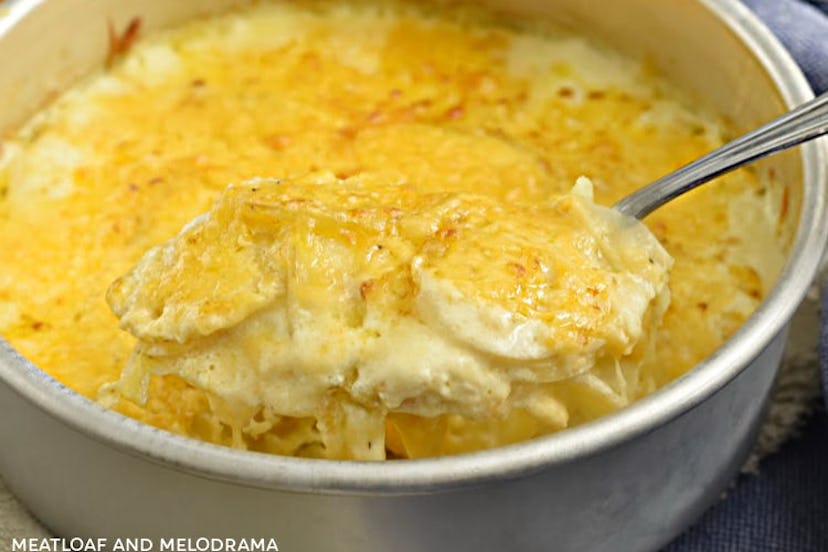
0, 0, 781, 459
105, 174, 671, 459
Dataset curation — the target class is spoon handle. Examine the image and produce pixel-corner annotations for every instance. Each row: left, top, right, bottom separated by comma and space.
614, 90, 828, 219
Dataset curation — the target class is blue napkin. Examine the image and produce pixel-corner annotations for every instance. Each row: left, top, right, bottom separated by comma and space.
668, 1, 828, 550
746, 0, 828, 94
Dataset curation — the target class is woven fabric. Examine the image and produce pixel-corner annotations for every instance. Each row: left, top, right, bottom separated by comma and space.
667, 408, 828, 551
744, 0, 828, 94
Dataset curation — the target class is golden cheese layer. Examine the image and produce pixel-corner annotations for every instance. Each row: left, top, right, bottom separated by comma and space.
0, 0, 782, 459
105, 174, 671, 459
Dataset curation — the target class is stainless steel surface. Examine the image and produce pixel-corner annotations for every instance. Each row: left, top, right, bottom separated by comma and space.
616, 89, 828, 219
1, 1, 827, 551
0, 333, 787, 550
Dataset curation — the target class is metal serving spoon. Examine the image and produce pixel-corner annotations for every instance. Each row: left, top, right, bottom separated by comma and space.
614, 90, 828, 219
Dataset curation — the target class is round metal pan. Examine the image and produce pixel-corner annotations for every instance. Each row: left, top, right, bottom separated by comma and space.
1, 1, 826, 550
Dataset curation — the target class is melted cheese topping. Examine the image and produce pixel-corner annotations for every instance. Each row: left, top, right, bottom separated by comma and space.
105, 174, 671, 459
0, 0, 782, 459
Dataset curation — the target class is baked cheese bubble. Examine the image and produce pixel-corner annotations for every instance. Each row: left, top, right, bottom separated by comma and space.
104, 173, 672, 460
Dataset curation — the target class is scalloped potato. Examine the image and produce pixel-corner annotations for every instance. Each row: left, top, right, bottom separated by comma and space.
104, 174, 671, 459
0, 0, 781, 459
